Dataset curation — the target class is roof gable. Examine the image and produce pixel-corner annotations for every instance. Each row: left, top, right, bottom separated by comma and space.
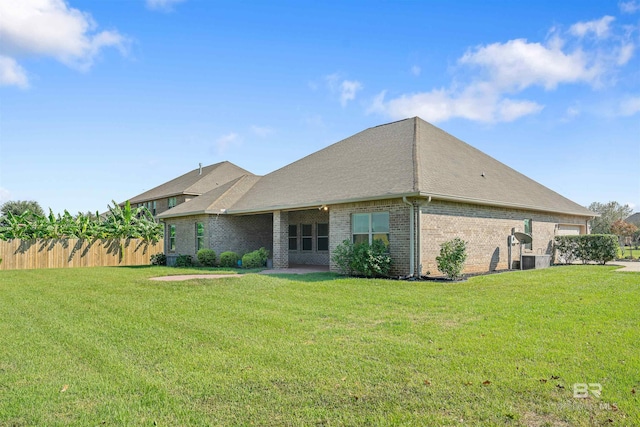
229, 119, 417, 212
228, 117, 592, 217
128, 161, 252, 204
157, 175, 260, 218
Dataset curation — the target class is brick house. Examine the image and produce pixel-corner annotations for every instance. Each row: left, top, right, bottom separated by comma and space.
145, 117, 594, 275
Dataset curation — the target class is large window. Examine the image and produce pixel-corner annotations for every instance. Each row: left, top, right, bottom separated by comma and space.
169, 224, 176, 252
302, 224, 313, 251
524, 218, 532, 250
288, 224, 298, 250
352, 212, 389, 246
168, 197, 177, 209
317, 223, 329, 251
196, 222, 205, 250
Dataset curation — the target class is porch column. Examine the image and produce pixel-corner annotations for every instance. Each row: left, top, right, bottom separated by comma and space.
272, 210, 289, 268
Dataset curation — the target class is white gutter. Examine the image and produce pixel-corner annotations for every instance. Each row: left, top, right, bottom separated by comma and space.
402, 196, 415, 277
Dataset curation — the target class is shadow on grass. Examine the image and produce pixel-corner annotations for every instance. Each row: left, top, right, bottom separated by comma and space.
264, 272, 342, 282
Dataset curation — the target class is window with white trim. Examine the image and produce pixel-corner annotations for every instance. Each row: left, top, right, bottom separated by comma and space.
352, 212, 389, 246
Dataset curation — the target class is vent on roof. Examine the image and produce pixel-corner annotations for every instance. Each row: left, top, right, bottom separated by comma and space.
199, 163, 202, 175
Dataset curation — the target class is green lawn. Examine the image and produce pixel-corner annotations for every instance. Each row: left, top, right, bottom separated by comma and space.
0, 266, 638, 426
618, 246, 640, 259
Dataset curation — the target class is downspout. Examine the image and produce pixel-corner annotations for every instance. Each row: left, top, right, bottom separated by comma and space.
402, 196, 415, 277
416, 196, 431, 277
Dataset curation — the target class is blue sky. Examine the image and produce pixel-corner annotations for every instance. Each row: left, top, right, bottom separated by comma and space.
1, 0, 639, 215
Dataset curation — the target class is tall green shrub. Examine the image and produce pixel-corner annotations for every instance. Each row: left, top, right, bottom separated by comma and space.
331, 239, 392, 278
554, 235, 618, 265
436, 238, 467, 280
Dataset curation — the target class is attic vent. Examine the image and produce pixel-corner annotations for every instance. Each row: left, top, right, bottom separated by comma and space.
481, 172, 486, 178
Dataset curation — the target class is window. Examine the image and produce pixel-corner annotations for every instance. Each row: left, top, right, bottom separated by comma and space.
168, 197, 177, 209
196, 222, 205, 251
288, 224, 298, 250
317, 223, 329, 251
169, 224, 176, 252
524, 218, 532, 250
352, 212, 390, 246
301, 224, 313, 251
145, 201, 156, 216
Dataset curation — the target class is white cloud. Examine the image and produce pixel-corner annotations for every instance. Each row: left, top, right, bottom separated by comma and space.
251, 125, 273, 137
619, 96, 640, 116
0, 55, 28, 88
617, 42, 635, 65
619, 1, 640, 13
146, 0, 186, 12
459, 39, 599, 90
325, 74, 363, 106
0, 187, 10, 205
0, 0, 127, 87
410, 65, 421, 76
339, 80, 363, 107
370, 85, 543, 123
215, 132, 239, 155
569, 16, 615, 38
371, 16, 634, 123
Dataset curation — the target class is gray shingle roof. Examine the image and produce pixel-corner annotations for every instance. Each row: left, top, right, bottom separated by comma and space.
227, 117, 593, 217
626, 212, 640, 225
157, 175, 260, 219
127, 161, 252, 204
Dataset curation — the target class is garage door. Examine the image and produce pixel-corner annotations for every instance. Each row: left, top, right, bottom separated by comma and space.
557, 224, 582, 235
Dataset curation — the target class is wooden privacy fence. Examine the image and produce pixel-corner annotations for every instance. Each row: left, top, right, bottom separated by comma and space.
0, 239, 163, 270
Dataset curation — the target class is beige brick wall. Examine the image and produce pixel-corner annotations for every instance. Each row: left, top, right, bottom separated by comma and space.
329, 199, 411, 276
164, 213, 272, 264
164, 214, 207, 261
209, 213, 273, 258
419, 200, 589, 275
288, 209, 331, 265
273, 211, 288, 268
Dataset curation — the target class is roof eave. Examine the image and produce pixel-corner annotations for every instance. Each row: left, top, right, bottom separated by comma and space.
420, 192, 596, 218
226, 192, 423, 215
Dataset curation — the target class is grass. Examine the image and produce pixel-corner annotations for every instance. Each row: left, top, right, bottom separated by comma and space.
0, 265, 638, 426
617, 246, 640, 260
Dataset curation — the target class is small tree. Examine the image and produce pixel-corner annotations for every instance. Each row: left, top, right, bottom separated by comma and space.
436, 238, 467, 280
588, 201, 633, 234
611, 220, 638, 256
